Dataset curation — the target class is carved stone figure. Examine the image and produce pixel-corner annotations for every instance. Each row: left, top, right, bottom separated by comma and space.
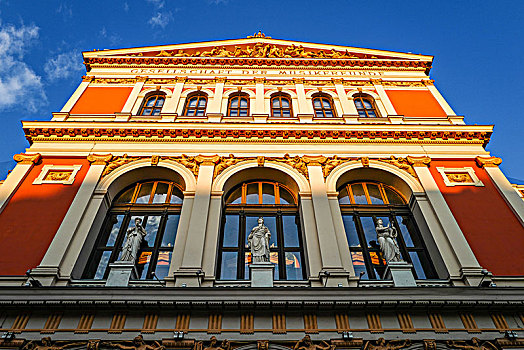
363, 338, 411, 350
375, 218, 403, 263
120, 218, 147, 263
106, 335, 164, 350
22, 338, 85, 350
447, 338, 498, 350
247, 217, 271, 263
294, 335, 333, 350
202, 337, 230, 350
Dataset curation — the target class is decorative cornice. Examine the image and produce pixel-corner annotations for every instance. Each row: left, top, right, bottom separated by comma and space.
81, 75, 94, 82
407, 156, 431, 167
475, 156, 502, 168
87, 154, 112, 165
13, 153, 41, 165
23, 127, 492, 147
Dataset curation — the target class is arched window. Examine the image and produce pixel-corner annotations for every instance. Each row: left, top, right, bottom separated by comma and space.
353, 93, 380, 118
312, 93, 336, 118
338, 181, 436, 281
218, 181, 305, 281
83, 180, 183, 281
139, 93, 166, 116
183, 92, 208, 116
227, 93, 250, 117
271, 93, 293, 118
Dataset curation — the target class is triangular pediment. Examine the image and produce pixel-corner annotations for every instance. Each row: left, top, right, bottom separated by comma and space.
83, 35, 432, 62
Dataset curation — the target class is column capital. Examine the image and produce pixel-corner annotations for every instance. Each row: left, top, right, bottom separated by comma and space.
214, 76, 227, 83
302, 155, 328, 166
175, 76, 188, 83
87, 154, 113, 165
135, 75, 148, 82
475, 156, 502, 168
254, 77, 265, 84
81, 75, 94, 82
13, 153, 41, 165
194, 155, 221, 166
293, 77, 305, 84
407, 156, 431, 167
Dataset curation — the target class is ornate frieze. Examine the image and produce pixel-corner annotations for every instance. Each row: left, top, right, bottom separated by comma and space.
447, 338, 497, 350
363, 339, 411, 350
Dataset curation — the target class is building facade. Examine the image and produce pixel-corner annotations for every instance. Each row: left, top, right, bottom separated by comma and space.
0, 33, 523, 350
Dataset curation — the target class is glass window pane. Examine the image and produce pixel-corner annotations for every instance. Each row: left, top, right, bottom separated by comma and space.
115, 187, 135, 203
162, 214, 180, 247
385, 187, 405, 204
220, 252, 237, 280
325, 111, 333, 118
93, 251, 111, 279
240, 98, 248, 107
315, 111, 324, 118
272, 110, 281, 118
351, 183, 367, 204
229, 109, 238, 117
359, 216, 380, 248
246, 216, 277, 248
239, 109, 248, 116
322, 99, 331, 108
186, 108, 195, 116
272, 99, 280, 107
409, 251, 426, 279
189, 98, 198, 107
313, 99, 321, 108
338, 187, 350, 204
154, 251, 172, 280
370, 251, 387, 279
146, 98, 155, 107
228, 187, 242, 204
363, 100, 373, 108
358, 111, 367, 118
342, 215, 360, 247
198, 98, 206, 107
354, 99, 363, 108
279, 187, 294, 204
155, 98, 165, 107
196, 109, 205, 116
230, 98, 238, 108
135, 183, 154, 204
282, 110, 290, 118
282, 215, 299, 247
170, 186, 183, 204
285, 252, 302, 280
367, 184, 385, 205
246, 183, 259, 204
368, 111, 377, 118
137, 251, 151, 279
152, 109, 161, 116
244, 252, 251, 279
223, 215, 239, 247
152, 182, 169, 203
261, 183, 275, 204
271, 252, 279, 280
105, 214, 125, 246
281, 98, 290, 107
350, 252, 368, 280
142, 108, 152, 115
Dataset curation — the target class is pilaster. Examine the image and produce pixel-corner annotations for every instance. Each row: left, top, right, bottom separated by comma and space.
371, 79, 397, 115
332, 79, 356, 115
294, 78, 313, 115
165, 76, 186, 114
424, 80, 456, 116
121, 77, 146, 113
208, 77, 226, 114
0, 153, 41, 214
31, 154, 112, 286
476, 156, 524, 225
60, 76, 91, 113
407, 156, 484, 286
254, 77, 265, 114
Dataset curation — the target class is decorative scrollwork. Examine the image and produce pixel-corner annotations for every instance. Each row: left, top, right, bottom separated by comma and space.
378, 156, 417, 178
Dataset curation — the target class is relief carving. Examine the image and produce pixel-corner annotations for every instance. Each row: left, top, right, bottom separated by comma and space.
447, 338, 497, 350
378, 156, 417, 178
363, 338, 411, 350
103, 335, 164, 350
22, 338, 86, 350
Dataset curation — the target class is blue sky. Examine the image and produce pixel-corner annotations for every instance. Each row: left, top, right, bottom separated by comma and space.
0, 0, 523, 182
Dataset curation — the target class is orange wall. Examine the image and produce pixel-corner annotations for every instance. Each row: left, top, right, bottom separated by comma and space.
386, 90, 447, 118
70, 86, 132, 114
429, 160, 524, 275
0, 158, 90, 275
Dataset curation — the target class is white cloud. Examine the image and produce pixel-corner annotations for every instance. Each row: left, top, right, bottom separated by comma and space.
99, 26, 121, 46
57, 2, 73, 19
44, 50, 84, 81
147, 0, 165, 9
148, 11, 173, 29
0, 23, 47, 112
123, 2, 129, 11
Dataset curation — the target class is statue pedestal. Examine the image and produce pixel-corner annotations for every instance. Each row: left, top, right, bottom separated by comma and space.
105, 261, 135, 287
385, 261, 417, 287
249, 262, 274, 287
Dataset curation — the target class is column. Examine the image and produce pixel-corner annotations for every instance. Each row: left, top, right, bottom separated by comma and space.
207, 77, 226, 115
121, 77, 147, 113
162, 76, 186, 117
476, 157, 524, 225
299, 193, 323, 285
254, 77, 265, 114
407, 156, 484, 286
31, 154, 112, 286
424, 80, 456, 116
305, 157, 349, 286
0, 154, 41, 214
371, 79, 397, 115
332, 79, 357, 115
200, 191, 224, 285
60, 76, 92, 113
327, 194, 356, 276
294, 78, 314, 115
174, 156, 218, 286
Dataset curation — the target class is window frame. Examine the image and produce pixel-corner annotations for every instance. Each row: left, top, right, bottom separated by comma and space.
270, 93, 293, 118
82, 180, 183, 281
217, 181, 306, 281
227, 92, 250, 117
182, 92, 208, 117
353, 93, 380, 118
138, 93, 166, 116
312, 93, 337, 118
338, 182, 437, 280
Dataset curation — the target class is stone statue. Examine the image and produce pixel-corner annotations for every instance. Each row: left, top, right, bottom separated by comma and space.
294, 335, 333, 350
375, 218, 403, 263
22, 338, 86, 350
105, 335, 164, 350
247, 217, 271, 263
364, 338, 411, 350
120, 218, 147, 263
